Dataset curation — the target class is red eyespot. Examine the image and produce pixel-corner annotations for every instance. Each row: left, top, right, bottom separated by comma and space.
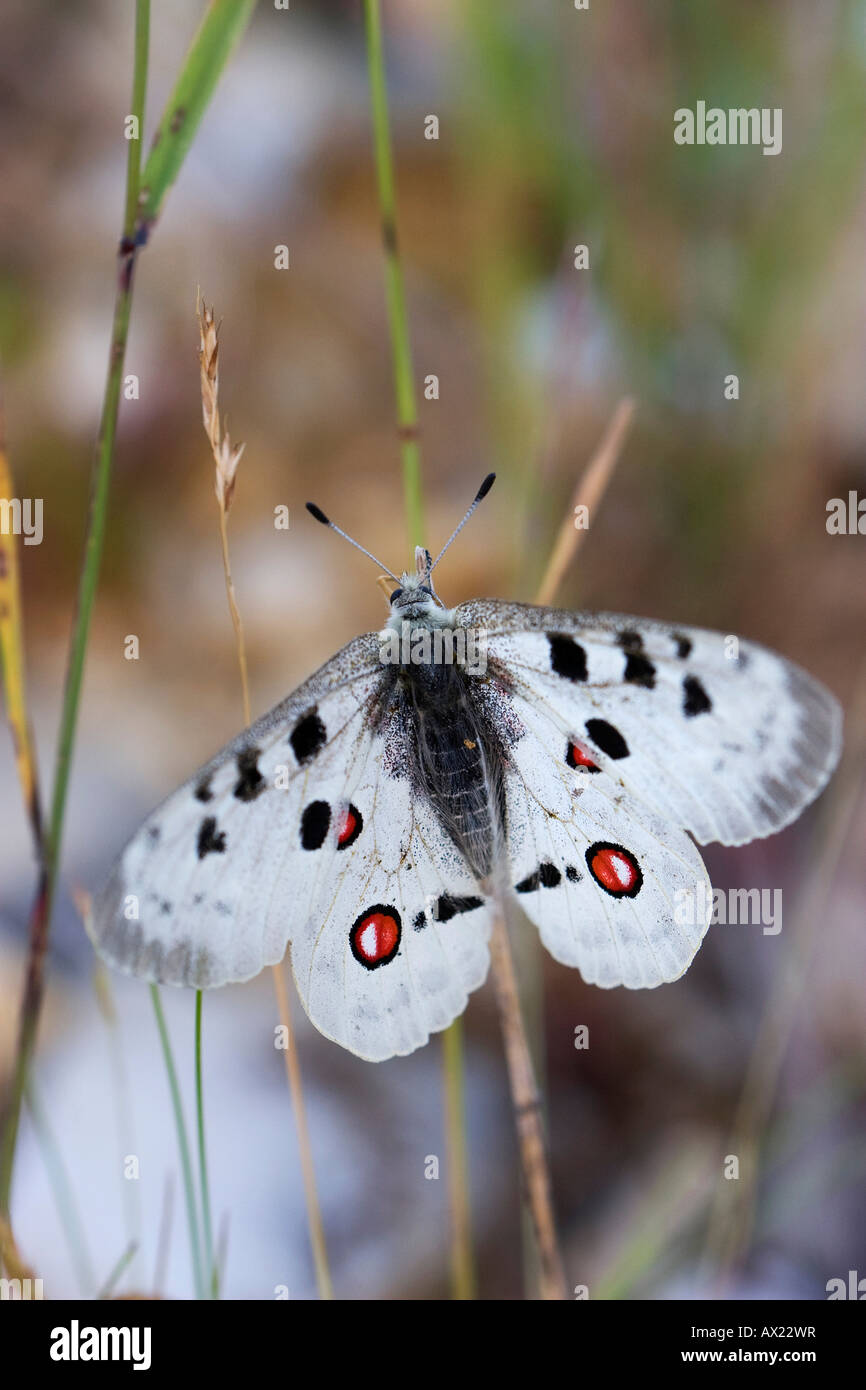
566, 740, 600, 772
337, 803, 363, 850
350, 906, 401, 969
586, 843, 643, 898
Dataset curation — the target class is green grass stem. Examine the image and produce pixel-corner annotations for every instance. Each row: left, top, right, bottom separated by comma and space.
361, 0, 475, 1299
150, 986, 205, 1300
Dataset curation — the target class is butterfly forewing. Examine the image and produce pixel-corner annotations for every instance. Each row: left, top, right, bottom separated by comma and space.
91, 635, 383, 988
459, 600, 842, 847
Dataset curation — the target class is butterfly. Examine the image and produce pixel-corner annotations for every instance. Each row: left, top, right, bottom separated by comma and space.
90, 475, 842, 1061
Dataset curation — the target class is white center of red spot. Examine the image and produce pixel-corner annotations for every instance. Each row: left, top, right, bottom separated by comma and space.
570, 741, 599, 771
590, 847, 639, 895
353, 912, 399, 964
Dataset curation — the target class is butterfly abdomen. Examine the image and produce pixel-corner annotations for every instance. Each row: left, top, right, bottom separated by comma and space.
398, 659, 506, 879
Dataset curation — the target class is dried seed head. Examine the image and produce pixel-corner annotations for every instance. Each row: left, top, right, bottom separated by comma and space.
196, 293, 244, 513
215, 435, 245, 513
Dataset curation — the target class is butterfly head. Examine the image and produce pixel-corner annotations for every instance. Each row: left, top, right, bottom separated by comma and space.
385, 565, 456, 630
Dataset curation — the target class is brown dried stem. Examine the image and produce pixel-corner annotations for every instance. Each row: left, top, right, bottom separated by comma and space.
196, 295, 333, 1301
489, 912, 569, 1299
535, 398, 635, 606
485, 397, 635, 1298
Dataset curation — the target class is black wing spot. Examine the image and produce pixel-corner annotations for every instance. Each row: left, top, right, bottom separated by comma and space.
290, 709, 327, 764
147, 825, 161, 844
683, 674, 712, 717
434, 894, 484, 923
547, 633, 588, 682
195, 778, 213, 803
565, 865, 581, 883
672, 632, 692, 659
234, 747, 265, 802
197, 816, 226, 859
516, 862, 561, 893
623, 652, 656, 688
413, 911, 427, 932
617, 629, 655, 686
300, 800, 331, 850
585, 718, 630, 760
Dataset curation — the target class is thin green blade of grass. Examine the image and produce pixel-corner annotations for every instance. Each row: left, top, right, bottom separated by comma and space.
361, 0, 475, 1299
195, 991, 217, 1297
361, 0, 424, 550
0, 0, 150, 1218
0, 0, 257, 1217
98, 1239, 139, 1300
26, 1083, 98, 1297
91, 960, 143, 1285
123, 0, 152, 235
150, 986, 205, 1301
137, 0, 258, 231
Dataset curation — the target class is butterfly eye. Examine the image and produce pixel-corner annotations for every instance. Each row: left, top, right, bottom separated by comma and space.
390, 587, 404, 602
418, 585, 432, 596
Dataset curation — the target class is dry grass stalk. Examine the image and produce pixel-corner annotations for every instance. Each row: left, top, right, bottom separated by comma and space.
197, 296, 245, 515
535, 397, 635, 606
0, 399, 42, 850
489, 913, 568, 1299
483, 400, 635, 1299
0, 396, 48, 1220
196, 295, 333, 1300
196, 293, 250, 724
0, 1213, 36, 1283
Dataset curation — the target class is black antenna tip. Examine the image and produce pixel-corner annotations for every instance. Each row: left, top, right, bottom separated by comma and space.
306, 502, 330, 525
476, 472, 496, 502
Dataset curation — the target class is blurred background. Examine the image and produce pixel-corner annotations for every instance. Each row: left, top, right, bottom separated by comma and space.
1, 0, 865, 1299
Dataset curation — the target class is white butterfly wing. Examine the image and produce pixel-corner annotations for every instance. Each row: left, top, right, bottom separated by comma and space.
92, 631, 493, 1060
292, 759, 492, 1061
91, 636, 384, 988
502, 690, 712, 987
92, 593, 841, 1059
459, 601, 842, 847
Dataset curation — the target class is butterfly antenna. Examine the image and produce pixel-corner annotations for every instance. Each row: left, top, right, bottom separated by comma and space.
306, 502, 400, 583
430, 472, 496, 572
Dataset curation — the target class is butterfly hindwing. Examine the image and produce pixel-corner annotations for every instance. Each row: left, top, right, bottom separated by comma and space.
502, 690, 712, 987
292, 759, 492, 1061
458, 600, 842, 847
